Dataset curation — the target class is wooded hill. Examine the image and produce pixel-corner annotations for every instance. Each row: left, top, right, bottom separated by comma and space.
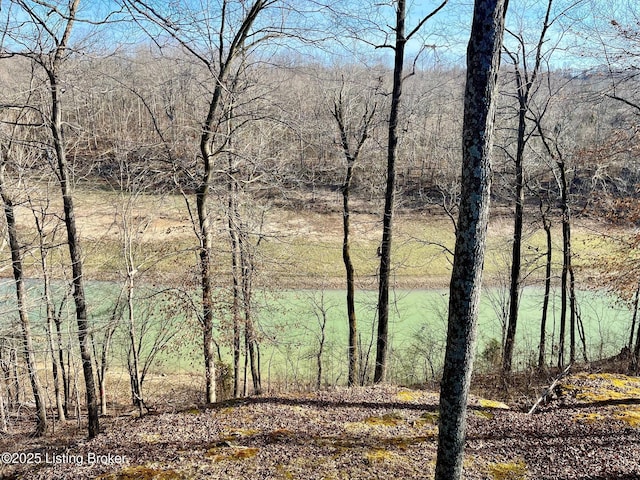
2, 56, 638, 214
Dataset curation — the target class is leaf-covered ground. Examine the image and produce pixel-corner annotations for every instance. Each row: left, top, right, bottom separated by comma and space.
3, 375, 640, 480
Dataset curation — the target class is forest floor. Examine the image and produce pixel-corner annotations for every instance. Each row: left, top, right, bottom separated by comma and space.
2, 369, 640, 479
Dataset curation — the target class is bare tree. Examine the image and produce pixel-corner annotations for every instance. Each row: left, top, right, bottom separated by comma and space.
501, 0, 555, 374
91, 290, 122, 416
122, 0, 284, 402
0, 145, 47, 436
534, 186, 553, 370
228, 190, 263, 396
374, 0, 448, 384
224, 90, 264, 397
534, 118, 583, 367
29, 192, 69, 420
1, 0, 100, 437
330, 77, 378, 386
435, 0, 508, 478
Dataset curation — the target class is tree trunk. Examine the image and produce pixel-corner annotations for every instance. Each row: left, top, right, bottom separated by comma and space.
54, 314, 70, 417
502, 0, 552, 374
198, 104, 217, 403
343, 160, 359, 386
197, 183, 216, 404
0, 382, 6, 433
503, 103, 526, 373
228, 181, 243, 398
628, 283, 640, 373
628, 282, 640, 351
0, 163, 47, 436
315, 298, 327, 390
435, 1, 508, 478
95, 290, 121, 416
47, 312, 66, 421
241, 244, 261, 395
633, 291, 640, 372
569, 265, 587, 362
126, 272, 144, 415
375, 0, 406, 384
558, 158, 570, 368
538, 201, 552, 370
331, 84, 376, 387
49, 69, 100, 438
31, 197, 67, 420
227, 167, 260, 396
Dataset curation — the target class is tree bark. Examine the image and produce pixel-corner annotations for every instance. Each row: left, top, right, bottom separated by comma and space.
0, 162, 47, 436
54, 312, 70, 418
343, 158, 359, 386
240, 231, 261, 395
126, 271, 144, 414
502, 103, 526, 373
196, 153, 216, 403
197, 66, 227, 405
50, 72, 100, 438
375, 0, 406, 384
435, 1, 508, 478
228, 179, 243, 398
628, 282, 640, 352
633, 289, 640, 372
557, 156, 570, 368
35, 219, 67, 421
538, 199, 552, 370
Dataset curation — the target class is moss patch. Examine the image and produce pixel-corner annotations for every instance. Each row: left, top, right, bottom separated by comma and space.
98, 465, 187, 480
397, 389, 421, 402
479, 399, 510, 410
573, 412, 606, 423
364, 412, 405, 426
561, 374, 640, 428
486, 460, 528, 480
137, 433, 163, 444
561, 373, 640, 403
364, 447, 403, 464
474, 409, 495, 420
206, 446, 260, 462
614, 408, 640, 427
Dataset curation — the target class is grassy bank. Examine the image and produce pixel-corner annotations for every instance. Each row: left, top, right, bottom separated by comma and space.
10, 187, 625, 291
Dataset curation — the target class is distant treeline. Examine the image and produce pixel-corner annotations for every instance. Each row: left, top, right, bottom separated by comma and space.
2, 54, 637, 215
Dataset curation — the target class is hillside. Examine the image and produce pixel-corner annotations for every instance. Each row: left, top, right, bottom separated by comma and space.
11, 186, 625, 291
2, 373, 640, 479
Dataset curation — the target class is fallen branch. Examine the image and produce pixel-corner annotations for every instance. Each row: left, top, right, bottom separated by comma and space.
528, 364, 572, 414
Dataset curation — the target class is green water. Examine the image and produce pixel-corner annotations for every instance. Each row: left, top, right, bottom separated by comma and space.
251, 286, 632, 386
0, 279, 632, 388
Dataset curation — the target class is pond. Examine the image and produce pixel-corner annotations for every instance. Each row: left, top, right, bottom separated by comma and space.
0, 279, 632, 389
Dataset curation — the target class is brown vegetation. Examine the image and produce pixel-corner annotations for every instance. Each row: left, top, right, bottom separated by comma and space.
3, 373, 640, 479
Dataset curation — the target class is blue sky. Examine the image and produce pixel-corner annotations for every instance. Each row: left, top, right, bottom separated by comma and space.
402, 0, 627, 70
1, 0, 634, 71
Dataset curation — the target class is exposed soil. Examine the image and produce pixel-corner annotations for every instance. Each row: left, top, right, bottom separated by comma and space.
2, 372, 640, 480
